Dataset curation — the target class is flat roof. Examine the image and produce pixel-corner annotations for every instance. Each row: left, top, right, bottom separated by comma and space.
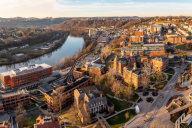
1, 63, 52, 77
0, 90, 28, 98
0, 113, 10, 123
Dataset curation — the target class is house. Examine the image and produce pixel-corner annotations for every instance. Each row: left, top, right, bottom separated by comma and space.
0, 113, 12, 128
34, 115, 61, 128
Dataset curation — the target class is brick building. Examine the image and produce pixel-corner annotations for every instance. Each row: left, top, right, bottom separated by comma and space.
0, 113, 12, 128
152, 57, 169, 72
74, 86, 114, 124
0, 89, 30, 111
123, 63, 145, 89
129, 31, 144, 43
34, 115, 60, 128
167, 36, 186, 44
44, 76, 92, 112
114, 52, 141, 74
121, 42, 167, 57
1, 63, 53, 89
74, 58, 105, 79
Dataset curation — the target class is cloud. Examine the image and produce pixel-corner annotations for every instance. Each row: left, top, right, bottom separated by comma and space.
52, 1, 192, 17
0, 0, 56, 18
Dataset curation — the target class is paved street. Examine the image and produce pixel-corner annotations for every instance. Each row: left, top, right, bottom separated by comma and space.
124, 63, 189, 128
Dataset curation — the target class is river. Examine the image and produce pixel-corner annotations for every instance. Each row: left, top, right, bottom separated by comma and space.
0, 36, 84, 72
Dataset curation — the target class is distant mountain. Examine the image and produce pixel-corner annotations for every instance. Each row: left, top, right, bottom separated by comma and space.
0, 16, 141, 27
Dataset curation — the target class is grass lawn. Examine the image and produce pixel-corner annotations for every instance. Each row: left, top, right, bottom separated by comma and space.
168, 75, 172, 80
150, 73, 166, 82
25, 115, 45, 127
130, 94, 139, 102
25, 104, 36, 110
165, 68, 175, 74
107, 109, 137, 128
107, 96, 133, 111
154, 81, 167, 89
38, 96, 45, 101
176, 44, 185, 50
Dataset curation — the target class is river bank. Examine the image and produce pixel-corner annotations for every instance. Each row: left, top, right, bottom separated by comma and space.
0, 31, 70, 67
0, 35, 86, 72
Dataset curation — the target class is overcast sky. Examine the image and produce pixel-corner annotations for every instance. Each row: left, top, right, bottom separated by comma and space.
1, 0, 192, 18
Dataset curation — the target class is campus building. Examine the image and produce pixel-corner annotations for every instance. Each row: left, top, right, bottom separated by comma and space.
74, 58, 105, 78
114, 52, 141, 74
74, 85, 114, 123
121, 42, 167, 57
123, 63, 145, 89
1, 63, 53, 89
129, 31, 144, 43
152, 57, 169, 72
0, 89, 30, 111
44, 76, 92, 112
167, 36, 186, 44
34, 115, 60, 128
0, 113, 12, 128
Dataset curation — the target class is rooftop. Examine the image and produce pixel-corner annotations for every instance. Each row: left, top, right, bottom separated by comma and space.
0, 89, 29, 98
0, 113, 10, 123
1, 63, 52, 77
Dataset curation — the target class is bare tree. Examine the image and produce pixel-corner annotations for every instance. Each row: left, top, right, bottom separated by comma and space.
125, 111, 130, 120
53, 86, 65, 112
125, 84, 135, 100
111, 80, 122, 99
14, 103, 28, 128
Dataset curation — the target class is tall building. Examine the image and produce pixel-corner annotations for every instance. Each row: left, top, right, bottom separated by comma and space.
123, 63, 145, 89
1, 63, 53, 89
114, 52, 141, 74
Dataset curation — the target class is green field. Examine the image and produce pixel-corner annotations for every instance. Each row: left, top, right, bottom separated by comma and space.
165, 68, 175, 74
107, 109, 137, 128
176, 44, 185, 50
107, 96, 133, 111
25, 104, 36, 110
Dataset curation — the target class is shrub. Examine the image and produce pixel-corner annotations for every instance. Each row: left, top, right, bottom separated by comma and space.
59, 120, 64, 125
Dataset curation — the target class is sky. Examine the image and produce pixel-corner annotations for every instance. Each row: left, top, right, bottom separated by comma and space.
1, 0, 192, 18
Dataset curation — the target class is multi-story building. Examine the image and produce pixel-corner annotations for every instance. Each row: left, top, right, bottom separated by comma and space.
44, 76, 92, 112
74, 58, 105, 78
0, 89, 30, 111
167, 36, 186, 44
0, 113, 12, 128
152, 57, 169, 72
74, 85, 114, 123
123, 63, 145, 89
1, 63, 53, 89
114, 52, 141, 74
121, 42, 167, 57
34, 115, 60, 128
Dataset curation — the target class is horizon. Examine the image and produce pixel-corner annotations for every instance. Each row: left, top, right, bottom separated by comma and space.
1, 0, 192, 18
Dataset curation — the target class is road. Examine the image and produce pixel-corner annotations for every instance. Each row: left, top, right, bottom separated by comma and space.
124, 63, 189, 128
142, 63, 188, 128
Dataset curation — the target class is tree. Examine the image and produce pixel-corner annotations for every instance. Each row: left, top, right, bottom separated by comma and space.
14, 103, 28, 128
125, 111, 130, 120
53, 86, 65, 112
111, 80, 122, 99
141, 75, 150, 90
125, 84, 135, 100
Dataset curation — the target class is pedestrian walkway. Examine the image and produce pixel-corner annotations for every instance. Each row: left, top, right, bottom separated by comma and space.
169, 103, 192, 114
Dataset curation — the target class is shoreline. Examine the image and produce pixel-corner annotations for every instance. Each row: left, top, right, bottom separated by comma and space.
0, 32, 70, 67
